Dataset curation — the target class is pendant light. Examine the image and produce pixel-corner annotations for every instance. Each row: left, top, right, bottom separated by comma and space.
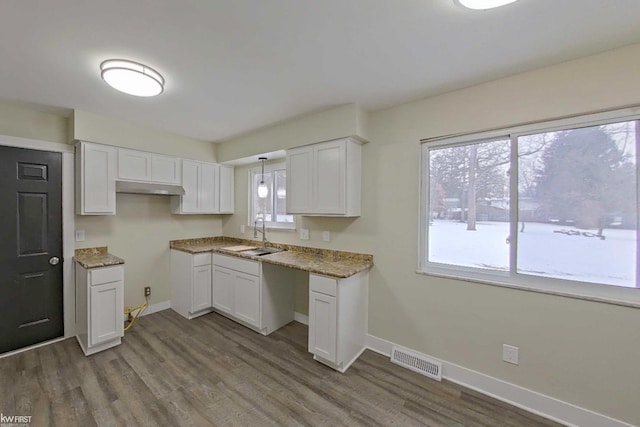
257, 157, 269, 198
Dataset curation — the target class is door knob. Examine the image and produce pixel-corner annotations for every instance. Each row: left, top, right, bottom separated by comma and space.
49, 257, 60, 266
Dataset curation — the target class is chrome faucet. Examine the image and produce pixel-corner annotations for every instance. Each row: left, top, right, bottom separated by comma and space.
253, 216, 267, 248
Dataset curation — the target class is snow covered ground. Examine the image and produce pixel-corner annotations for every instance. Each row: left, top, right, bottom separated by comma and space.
428, 220, 637, 288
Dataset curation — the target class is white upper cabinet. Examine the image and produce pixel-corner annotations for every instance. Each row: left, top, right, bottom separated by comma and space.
200, 162, 218, 213
178, 160, 201, 213
172, 160, 233, 214
76, 141, 116, 215
117, 148, 181, 184
117, 148, 152, 181
218, 164, 235, 214
151, 154, 181, 184
286, 145, 313, 213
286, 137, 362, 216
76, 141, 231, 215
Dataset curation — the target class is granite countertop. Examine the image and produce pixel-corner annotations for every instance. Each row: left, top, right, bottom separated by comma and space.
170, 237, 373, 278
74, 247, 125, 269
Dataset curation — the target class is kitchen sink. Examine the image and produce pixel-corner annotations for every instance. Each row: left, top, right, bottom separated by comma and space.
241, 247, 286, 257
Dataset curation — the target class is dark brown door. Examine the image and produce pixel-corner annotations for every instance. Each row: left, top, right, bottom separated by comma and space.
0, 145, 63, 354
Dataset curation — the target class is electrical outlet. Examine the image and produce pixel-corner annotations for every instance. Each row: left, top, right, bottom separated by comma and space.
502, 344, 519, 365
322, 231, 330, 242
144, 286, 151, 297
75, 229, 85, 242
240, 224, 245, 234
299, 228, 309, 240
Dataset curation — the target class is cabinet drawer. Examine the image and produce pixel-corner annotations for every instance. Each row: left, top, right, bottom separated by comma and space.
213, 254, 259, 276
90, 266, 123, 286
309, 274, 337, 297
193, 253, 212, 267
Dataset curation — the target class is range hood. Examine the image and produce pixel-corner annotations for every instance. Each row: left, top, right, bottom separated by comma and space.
116, 180, 185, 196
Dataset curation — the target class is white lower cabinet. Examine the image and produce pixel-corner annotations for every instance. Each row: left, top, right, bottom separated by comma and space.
308, 271, 368, 373
169, 248, 370, 373
191, 264, 213, 314
75, 264, 124, 356
233, 271, 260, 326
171, 250, 213, 319
212, 254, 294, 334
309, 291, 337, 362
212, 265, 234, 315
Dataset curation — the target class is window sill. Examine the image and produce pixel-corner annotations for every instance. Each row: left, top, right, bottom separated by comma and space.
415, 268, 640, 309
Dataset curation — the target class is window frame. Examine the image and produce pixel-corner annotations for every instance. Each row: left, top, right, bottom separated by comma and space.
418, 107, 640, 307
248, 161, 295, 230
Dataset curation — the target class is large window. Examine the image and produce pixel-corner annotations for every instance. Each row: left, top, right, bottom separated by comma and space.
249, 162, 294, 229
420, 109, 640, 304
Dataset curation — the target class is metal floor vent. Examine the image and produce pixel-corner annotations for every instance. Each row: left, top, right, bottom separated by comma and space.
391, 346, 442, 381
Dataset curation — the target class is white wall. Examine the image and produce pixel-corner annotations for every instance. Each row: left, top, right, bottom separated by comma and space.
216, 103, 368, 162
72, 110, 222, 308
0, 102, 222, 315
0, 100, 69, 143
219, 43, 640, 425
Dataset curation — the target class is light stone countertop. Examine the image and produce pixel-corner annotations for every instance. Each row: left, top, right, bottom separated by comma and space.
170, 237, 373, 278
74, 247, 125, 269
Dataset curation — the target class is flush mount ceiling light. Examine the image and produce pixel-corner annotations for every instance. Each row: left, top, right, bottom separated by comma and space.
454, 0, 520, 9
100, 59, 164, 97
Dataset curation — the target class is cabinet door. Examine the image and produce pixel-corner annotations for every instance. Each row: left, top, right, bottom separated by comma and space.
314, 141, 346, 214
234, 272, 260, 327
218, 165, 234, 213
191, 265, 212, 313
286, 146, 313, 213
308, 291, 337, 363
212, 266, 234, 314
200, 163, 218, 213
181, 160, 200, 213
81, 143, 116, 214
89, 281, 124, 346
152, 154, 181, 184
118, 148, 152, 181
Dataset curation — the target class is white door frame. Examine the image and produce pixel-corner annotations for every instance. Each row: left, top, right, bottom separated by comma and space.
0, 134, 75, 339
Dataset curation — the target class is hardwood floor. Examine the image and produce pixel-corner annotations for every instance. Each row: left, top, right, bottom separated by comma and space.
0, 310, 562, 427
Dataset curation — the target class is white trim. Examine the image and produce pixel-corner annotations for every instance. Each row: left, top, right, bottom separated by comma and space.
0, 135, 76, 341
0, 134, 74, 153
418, 107, 640, 307
294, 311, 309, 325
247, 161, 296, 228
142, 300, 171, 316
366, 334, 634, 427
62, 152, 75, 336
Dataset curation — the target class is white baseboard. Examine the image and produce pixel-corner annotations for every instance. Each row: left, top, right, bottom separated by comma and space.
142, 300, 171, 316
366, 334, 633, 427
294, 311, 309, 325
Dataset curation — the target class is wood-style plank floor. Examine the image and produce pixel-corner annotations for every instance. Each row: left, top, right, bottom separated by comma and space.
0, 309, 562, 427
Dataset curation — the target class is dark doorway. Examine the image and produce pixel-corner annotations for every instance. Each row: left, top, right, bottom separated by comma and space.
0, 145, 63, 354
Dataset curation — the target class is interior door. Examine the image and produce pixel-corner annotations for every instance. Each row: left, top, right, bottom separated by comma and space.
0, 145, 63, 354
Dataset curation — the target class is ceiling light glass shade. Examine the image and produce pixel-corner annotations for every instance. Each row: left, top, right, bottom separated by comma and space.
455, 0, 519, 9
100, 59, 164, 97
257, 182, 269, 198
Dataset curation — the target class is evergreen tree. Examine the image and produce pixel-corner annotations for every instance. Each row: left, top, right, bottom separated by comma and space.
535, 126, 636, 229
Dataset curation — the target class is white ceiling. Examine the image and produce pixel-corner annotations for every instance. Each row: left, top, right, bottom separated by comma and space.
1, 1, 639, 142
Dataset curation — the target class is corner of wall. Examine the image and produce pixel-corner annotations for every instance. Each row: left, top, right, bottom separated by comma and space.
355, 104, 371, 142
